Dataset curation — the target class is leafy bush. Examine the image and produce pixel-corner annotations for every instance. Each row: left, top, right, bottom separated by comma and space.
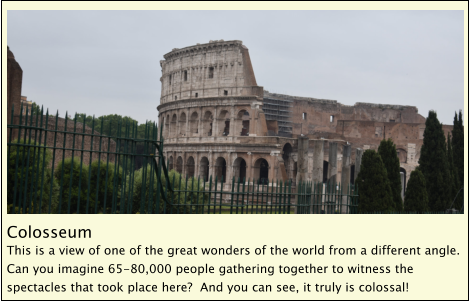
8, 139, 59, 213
54, 158, 89, 213
87, 160, 123, 213
129, 166, 209, 214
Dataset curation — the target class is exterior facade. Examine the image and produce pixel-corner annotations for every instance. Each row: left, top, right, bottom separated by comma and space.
157, 40, 453, 190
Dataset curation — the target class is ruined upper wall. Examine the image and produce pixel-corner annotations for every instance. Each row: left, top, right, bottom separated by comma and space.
160, 40, 263, 104
264, 90, 426, 136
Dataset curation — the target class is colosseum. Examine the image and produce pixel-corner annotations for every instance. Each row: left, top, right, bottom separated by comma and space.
157, 40, 453, 192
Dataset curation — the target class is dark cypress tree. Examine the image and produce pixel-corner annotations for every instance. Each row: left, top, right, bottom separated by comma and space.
378, 138, 403, 212
355, 149, 394, 213
418, 111, 451, 212
452, 110, 464, 209
446, 133, 459, 209
404, 169, 429, 213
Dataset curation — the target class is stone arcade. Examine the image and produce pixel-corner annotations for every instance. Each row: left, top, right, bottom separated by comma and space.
157, 40, 453, 190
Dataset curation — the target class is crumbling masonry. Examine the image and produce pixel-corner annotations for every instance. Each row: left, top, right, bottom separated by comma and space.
157, 40, 453, 191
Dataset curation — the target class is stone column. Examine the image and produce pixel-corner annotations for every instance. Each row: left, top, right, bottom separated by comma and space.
182, 152, 186, 177
312, 140, 324, 184
176, 110, 180, 138
213, 107, 218, 137
328, 142, 338, 184
341, 145, 351, 214
400, 172, 405, 201
195, 152, 199, 179
230, 105, 235, 137
186, 108, 190, 137
354, 148, 363, 181
198, 107, 203, 138
296, 137, 309, 185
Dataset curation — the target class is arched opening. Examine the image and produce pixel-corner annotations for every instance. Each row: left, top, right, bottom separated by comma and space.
179, 112, 186, 136
350, 165, 355, 185
400, 167, 407, 194
218, 110, 230, 136
199, 157, 209, 182
238, 110, 250, 136
254, 158, 269, 185
323, 161, 329, 183
233, 157, 247, 182
215, 157, 227, 182
203, 111, 213, 136
186, 156, 195, 178
168, 156, 174, 171
189, 112, 198, 135
397, 148, 407, 163
170, 114, 177, 137
176, 156, 183, 174
282, 143, 292, 162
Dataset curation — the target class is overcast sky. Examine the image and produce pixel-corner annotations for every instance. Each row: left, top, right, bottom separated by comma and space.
7, 10, 464, 125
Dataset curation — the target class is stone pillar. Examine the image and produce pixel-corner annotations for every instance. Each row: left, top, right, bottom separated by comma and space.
198, 107, 203, 138
186, 108, 190, 137
400, 172, 405, 201
230, 106, 235, 137
354, 148, 363, 181
341, 145, 351, 187
182, 152, 186, 177
312, 140, 324, 183
195, 152, 199, 179
176, 110, 181, 137
296, 137, 309, 185
341, 145, 352, 214
328, 142, 338, 184
213, 107, 218, 137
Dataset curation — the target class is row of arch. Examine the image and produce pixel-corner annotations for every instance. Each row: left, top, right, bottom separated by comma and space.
166, 155, 269, 183
162, 108, 250, 138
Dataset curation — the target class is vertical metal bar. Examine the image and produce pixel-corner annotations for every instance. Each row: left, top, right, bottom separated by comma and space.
85, 115, 95, 213
94, 117, 104, 214
28, 106, 42, 213
102, 117, 113, 213
20, 107, 33, 213
38, 108, 49, 214
76, 113, 87, 213
219, 176, 224, 214
66, 113, 79, 214
111, 118, 122, 214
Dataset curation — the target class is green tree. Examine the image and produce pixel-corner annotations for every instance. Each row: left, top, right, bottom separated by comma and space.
452, 110, 464, 209
54, 158, 89, 213
378, 138, 403, 211
404, 169, 429, 213
418, 111, 451, 212
8, 139, 59, 213
446, 134, 460, 208
87, 160, 123, 213
355, 149, 394, 213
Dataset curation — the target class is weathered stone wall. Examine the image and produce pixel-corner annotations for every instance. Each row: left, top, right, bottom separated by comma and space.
14, 116, 117, 169
160, 40, 263, 104
7, 46, 23, 141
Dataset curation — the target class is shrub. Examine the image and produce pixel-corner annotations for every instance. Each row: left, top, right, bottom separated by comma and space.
87, 160, 123, 213
8, 139, 59, 213
54, 158, 89, 213
130, 166, 208, 214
